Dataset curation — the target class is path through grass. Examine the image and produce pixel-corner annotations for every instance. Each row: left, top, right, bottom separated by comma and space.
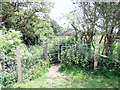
13, 64, 74, 88
13, 64, 119, 88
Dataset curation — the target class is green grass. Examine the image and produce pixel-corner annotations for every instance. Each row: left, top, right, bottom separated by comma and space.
10, 64, 119, 88
13, 75, 46, 88
12, 73, 73, 88
59, 64, 119, 88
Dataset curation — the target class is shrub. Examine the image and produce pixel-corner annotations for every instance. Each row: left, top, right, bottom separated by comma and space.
61, 44, 94, 70
0, 28, 49, 87
0, 28, 23, 87
21, 45, 49, 81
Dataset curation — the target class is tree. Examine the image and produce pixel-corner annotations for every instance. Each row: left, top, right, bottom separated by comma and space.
95, 2, 120, 55
50, 19, 63, 36
66, 1, 119, 55
0, 1, 54, 45
66, 2, 98, 49
64, 1, 119, 70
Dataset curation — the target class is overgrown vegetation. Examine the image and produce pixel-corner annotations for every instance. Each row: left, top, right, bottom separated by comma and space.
0, 0, 119, 88
0, 1, 54, 88
0, 28, 49, 88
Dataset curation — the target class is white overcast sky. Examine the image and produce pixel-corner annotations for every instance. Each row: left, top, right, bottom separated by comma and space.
50, 0, 74, 27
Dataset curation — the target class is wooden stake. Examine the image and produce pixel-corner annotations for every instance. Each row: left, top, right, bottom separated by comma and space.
16, 46, 22, 83
43, 42, 48, 60
94, 40, 99, 70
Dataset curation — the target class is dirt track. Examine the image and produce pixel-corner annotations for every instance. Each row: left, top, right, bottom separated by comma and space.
45, 64, 68, 83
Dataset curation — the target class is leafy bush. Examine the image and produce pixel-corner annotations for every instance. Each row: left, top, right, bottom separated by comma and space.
0, 28, 23, 87
47, 36, 76, 62
46, 36, 94, 70
56, 36, 119, 72
61, 44, 94, 70
0, 28, 49, 87
21, 45, 49, 81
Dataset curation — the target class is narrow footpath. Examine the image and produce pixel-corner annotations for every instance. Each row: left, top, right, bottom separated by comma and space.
13, 64, 72, 88
45, 64, 69, 85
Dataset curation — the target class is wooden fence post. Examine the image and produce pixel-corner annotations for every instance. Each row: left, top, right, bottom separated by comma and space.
16, 46, 22, 83
43, 42, 48, 60
94, 40, 99, 70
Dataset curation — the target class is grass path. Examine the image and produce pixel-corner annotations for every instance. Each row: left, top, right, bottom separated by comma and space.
13, 64, 119, 88
45, 64, 68, 84
13, 64, 74, 88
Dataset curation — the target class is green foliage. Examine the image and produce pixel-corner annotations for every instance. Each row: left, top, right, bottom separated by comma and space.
0, 1, 119, 88
61, 40, 119, 71
50, 19, 63, 36
46, 36, 75, 62
0, 28, 23, 61
12, 64, 119, 88
59, 35, 119, 71
0, 28, 49, 88
61, 44, 94, 70
12, 75, 46, 88
59, 36, 75, 46
0, 2, 54, 45
0, 28, 23, 87
59, 65, 119, 88
47, 36, 94, 70
21, 45, 50, 81
48, 36, 93, 69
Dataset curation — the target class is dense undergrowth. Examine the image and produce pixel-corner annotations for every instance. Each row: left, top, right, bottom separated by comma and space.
50, 36, 120, 71
0, 29, 50, 88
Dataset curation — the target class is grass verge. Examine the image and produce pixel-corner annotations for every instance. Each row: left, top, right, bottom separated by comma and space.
59, 64, 119, 88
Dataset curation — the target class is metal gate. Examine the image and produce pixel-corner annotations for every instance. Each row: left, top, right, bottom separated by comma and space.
41, 36, 74, 63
